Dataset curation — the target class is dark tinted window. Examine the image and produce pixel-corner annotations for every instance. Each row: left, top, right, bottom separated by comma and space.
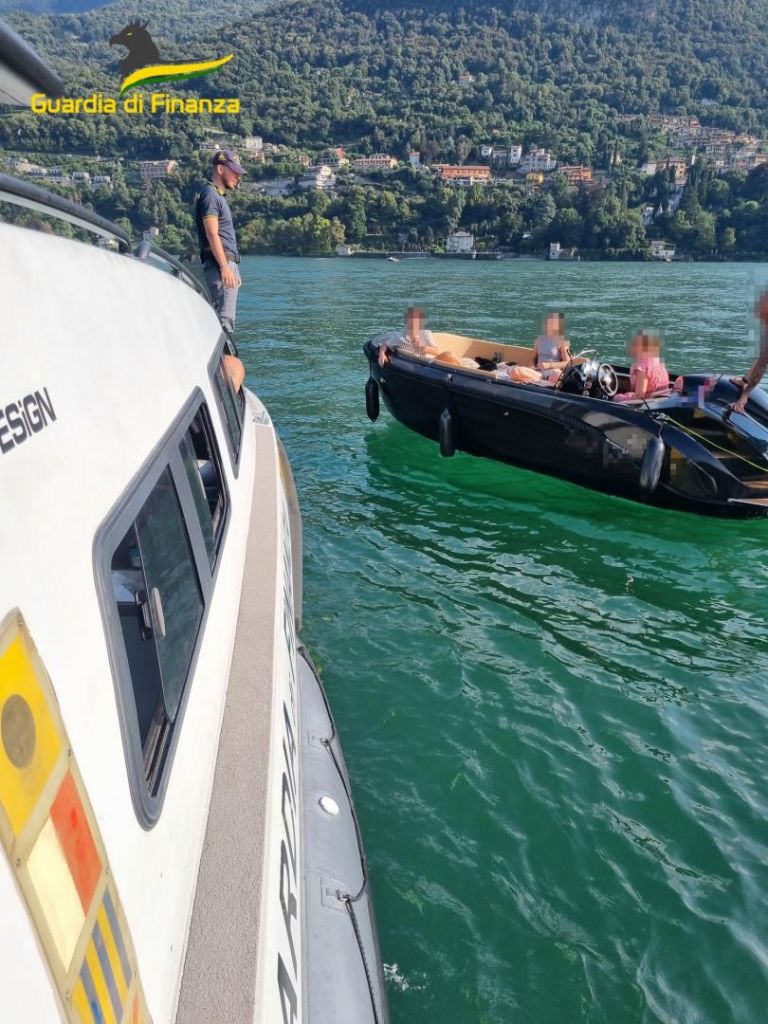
110, 467, 204, 790
100, 392, 233, 824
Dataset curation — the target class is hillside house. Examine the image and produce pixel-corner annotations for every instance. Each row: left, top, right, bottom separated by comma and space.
446, 231, 474, 253
138, 160, 178, 181
434, 165, 491, 186
519, 147, 557, 173
353, 154, 398, 171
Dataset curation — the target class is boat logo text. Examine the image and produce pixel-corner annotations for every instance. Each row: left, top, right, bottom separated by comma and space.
0, 389, 56, 456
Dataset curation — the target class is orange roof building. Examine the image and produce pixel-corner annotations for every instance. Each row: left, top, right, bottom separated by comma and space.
434, 165, 491, 183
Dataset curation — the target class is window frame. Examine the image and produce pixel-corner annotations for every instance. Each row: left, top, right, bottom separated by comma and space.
209, 334, 246, 476
179, 402, 230, 568
94, 389, 231, 828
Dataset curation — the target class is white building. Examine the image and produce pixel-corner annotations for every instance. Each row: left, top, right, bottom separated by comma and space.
336, 244, 354, 256
9, 159, 45, 174
409, 151, 422, 167
519, 147, 557, 173
491, 144, 522, 168
650, 239, 676, 260
353, 154, 398, 171
243, 135, 263, 151
446, 230, 474, 254
298, 164, 336, 192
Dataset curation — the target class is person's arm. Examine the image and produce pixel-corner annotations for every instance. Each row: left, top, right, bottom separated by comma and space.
420, 329, 438, 351
532, 337, 542, 368
633, 367, 649, 399
223, 354, 245, 392
733, 294, 768, 412
203, 217, 237, 289
614, 362, 644, 402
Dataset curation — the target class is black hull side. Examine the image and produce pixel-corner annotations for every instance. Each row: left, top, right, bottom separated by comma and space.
365, 348, 768, 519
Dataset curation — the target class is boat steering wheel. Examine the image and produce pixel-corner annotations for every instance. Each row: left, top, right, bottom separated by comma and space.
596, 362, 618, 398
557, 351, 618, 399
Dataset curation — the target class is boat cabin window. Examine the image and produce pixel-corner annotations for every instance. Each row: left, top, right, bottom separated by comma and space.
110, 468, 204, 793
211, 343, 245, 472
179, 406, 228, 568
97, 391, 232, 826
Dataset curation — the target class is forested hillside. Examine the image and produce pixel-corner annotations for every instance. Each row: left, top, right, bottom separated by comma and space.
4, 0, 768, 161
2, 0, 768, 257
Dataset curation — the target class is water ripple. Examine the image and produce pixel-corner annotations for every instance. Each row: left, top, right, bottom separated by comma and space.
239, 258, 768, 1024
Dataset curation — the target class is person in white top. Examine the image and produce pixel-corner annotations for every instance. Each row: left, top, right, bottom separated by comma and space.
377, 306, 438, 366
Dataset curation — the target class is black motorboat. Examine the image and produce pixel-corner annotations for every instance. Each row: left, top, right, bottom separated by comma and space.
363, 331, 768, 517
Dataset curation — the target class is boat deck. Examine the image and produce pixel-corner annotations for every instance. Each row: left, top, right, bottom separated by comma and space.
176, 413, 278, 1024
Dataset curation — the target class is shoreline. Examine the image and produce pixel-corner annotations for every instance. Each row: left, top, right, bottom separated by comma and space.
237, 251, 765, 263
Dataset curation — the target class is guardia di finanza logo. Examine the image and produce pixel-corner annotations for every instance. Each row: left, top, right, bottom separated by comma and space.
31, 19, 238, 115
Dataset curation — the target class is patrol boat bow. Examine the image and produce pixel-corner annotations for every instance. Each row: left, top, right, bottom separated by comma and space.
0, 23, 388, 1024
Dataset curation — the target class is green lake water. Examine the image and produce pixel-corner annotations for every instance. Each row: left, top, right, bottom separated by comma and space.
238, 258, 768, 1024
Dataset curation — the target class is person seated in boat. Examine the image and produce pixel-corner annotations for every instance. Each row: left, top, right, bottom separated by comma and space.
614, 332, 671, 403
376, 306, 440, 366
507, 311, 571, 384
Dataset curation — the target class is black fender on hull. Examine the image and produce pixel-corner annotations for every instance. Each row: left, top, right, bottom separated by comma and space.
439, 408, 455, 457
640, 435, 665, 494
365, 377, 380, 422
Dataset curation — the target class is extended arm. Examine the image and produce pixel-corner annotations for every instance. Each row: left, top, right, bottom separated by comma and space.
732, 332, 768, 412
732, 293, 768, 413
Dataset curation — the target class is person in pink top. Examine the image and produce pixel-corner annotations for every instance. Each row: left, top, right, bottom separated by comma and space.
614, 332, 671, 402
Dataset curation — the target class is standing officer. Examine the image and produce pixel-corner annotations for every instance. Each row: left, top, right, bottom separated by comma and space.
195, 149, 245, 335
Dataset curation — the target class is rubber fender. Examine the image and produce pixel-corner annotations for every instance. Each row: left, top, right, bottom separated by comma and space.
439, 407, 455, 457
639, 435, 665, 494
365, 376, 380, 422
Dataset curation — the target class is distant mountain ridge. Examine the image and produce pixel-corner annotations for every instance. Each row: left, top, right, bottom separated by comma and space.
0, 0, 112, 12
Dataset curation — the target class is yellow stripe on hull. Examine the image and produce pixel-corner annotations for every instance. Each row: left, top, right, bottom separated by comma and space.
96, 901, 129, 1006
84, 940, 118, 1024
72, 978, 95, 1024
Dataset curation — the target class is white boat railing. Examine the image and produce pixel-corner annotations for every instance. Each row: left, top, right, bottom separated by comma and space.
0, 172, 212, 303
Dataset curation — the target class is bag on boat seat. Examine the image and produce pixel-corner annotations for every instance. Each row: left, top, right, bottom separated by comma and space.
475, 356, 499, 371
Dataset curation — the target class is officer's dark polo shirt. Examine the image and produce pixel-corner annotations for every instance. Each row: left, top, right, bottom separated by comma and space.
195, 182, 238, 262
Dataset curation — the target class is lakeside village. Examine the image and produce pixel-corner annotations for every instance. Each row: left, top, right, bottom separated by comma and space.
3, 113, 768, 260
